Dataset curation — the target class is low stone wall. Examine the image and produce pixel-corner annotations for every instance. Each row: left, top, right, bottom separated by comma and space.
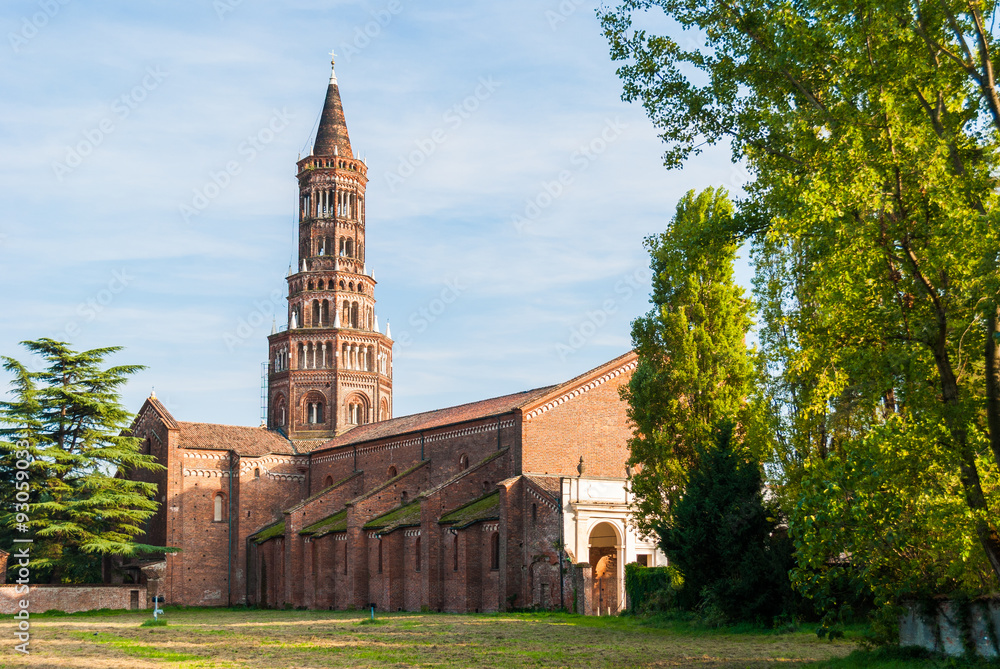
900, 599, 1000, 658
0, 585, 147, 614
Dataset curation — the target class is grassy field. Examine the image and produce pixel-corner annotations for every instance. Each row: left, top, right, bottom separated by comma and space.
0, 607, 868, 669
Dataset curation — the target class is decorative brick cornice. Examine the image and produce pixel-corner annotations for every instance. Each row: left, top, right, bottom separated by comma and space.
312, 418, 514, 465
237, 455, 307, 475
403, 529, 421, 537
183, 451, 228, 461
528, 486, 559, 511
267, 471, 306, 482
183, 469, 230, 478
524, 358, 638, 421
483, 522, 499, 533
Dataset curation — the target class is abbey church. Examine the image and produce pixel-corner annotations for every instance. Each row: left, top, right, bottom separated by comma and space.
124, 57, 664, 615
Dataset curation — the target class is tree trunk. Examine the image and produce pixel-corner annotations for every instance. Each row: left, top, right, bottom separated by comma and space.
985, 305, 1000, 467
934, 335, 1000, 583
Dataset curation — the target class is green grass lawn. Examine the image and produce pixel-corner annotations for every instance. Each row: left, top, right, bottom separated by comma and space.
0, 607, 967, 668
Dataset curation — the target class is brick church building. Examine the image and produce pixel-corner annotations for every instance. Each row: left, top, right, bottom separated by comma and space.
124, 56, 664, 614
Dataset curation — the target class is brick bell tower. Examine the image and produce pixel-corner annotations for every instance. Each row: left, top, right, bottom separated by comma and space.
266, 54, 393, 443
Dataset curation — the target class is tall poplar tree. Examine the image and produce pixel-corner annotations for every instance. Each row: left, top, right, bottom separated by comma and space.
624, 187, 755, 537
0, 339, 167, 583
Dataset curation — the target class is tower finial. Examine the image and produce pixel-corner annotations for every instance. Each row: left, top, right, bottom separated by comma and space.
329, 49, 338, 85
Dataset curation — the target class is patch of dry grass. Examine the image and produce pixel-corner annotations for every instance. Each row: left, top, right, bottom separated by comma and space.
0, 608, 856, 668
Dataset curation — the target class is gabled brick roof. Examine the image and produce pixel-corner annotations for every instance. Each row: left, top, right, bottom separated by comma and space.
524, 475, 562, 505
129, 396, 179, 432
176, 422, 294, 457
316, 386, 556, 451
519, 350, 638, 419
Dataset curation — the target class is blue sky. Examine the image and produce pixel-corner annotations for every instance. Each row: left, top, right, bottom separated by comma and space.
0, 0, 749, 426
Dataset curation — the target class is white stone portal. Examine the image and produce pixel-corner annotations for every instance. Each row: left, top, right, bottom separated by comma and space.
561, 476, 666, 613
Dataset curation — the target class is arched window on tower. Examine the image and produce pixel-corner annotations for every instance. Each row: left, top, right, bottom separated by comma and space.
342, 301, 350, 327
311, 301, 320, 327
321, 300, 329, 327
350, 302, 359, 328
214, 493, 225, 522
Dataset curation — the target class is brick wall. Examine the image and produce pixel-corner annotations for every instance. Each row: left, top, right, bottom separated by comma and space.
521, 366, 633, 478
0, 585, 146, 614
518, 479, 564, 610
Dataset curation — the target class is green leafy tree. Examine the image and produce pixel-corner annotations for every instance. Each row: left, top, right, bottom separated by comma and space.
623, 187, 755, 538
0, 339, 167, 583
600, 0, 1000, 619
660, 421, 795, 624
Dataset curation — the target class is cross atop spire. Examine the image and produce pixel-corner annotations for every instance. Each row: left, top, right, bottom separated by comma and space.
328, 49, 338, 84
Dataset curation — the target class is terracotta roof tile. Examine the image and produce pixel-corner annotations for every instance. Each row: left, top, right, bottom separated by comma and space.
316, 386, 556, 451
176, 422, 294, 457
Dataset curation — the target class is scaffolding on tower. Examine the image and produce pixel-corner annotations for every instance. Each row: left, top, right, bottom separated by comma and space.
260, 361, 269, 426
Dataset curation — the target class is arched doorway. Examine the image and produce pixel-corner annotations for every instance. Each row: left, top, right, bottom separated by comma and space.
588, 522, 620, 615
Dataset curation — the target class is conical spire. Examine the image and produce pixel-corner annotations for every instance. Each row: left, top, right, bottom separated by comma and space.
313, 51, 353, 158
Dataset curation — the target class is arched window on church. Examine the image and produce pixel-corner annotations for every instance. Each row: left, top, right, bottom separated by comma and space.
387, 466, 397, 479
415, 537, 421, 572
254, 468, 260, 479
453, 533, 459, 571
377, 537, 383, 574
459, 454, 469, 471
214, 493, 225, 522
324, 475, 333, 488
532, 503, 537, 523
490, 532, 500, 570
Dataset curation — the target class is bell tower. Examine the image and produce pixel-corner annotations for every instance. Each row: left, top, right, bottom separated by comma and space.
266, 54, 393, 444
